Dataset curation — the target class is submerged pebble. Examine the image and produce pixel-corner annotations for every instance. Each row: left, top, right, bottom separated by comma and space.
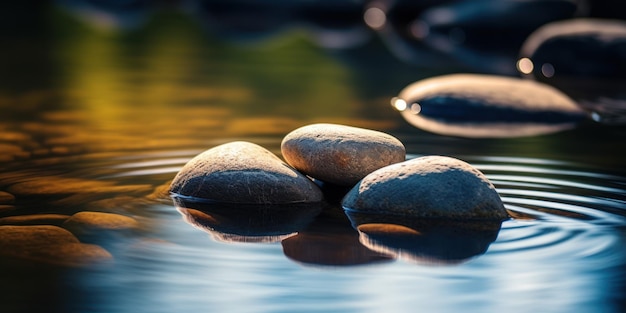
5, 176, 152, 198
63, 211, 139, 243
0, 191, 15, 204
281, 123, 405, 186
342, 155, 508, 220
0, 214, 70, 226
0, 225, 112, 267
170, 141, 323, 204
393, 74, 587, 137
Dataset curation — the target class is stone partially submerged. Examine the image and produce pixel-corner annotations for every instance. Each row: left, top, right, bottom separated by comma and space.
342, 155, 508, 220
392, 74, 587, 137
170, 141, 323, 204
281, 123, 405, 186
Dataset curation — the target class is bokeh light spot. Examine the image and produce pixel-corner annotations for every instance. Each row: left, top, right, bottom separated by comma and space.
541, 63, 555, 78
517, 58, 534, 74
364, 7, 386, 30
391, 97, 407, 111
410, 103, 422, 114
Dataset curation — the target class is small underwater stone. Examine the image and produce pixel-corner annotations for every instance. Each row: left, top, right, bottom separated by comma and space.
0, 191, 15, 204
393, 73, 587, 137
0, 225, 112, 267
342, 155, 508, 220
170, 141, 323, 204
0, 214, 70, 226
281, 123, 405, 186
63, 211, 139, 243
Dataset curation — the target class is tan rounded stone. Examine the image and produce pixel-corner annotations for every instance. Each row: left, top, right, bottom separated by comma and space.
281, 123, 406, 186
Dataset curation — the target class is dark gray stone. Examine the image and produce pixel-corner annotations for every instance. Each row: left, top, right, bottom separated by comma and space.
170, 141, 323, 204
342, 155, 509, 220
281, 123, 405, 186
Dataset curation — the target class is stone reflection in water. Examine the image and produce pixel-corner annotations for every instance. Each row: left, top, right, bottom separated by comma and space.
519, 18, 626, 124
282, 208, 394, 267
393, 74, 588, 138
346, 212, 502, 265
174, 197, 322, 243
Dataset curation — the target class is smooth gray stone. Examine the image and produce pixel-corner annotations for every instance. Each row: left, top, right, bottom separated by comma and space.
342, 155, 509, 220
281, 123, 405, 186
170, 141, 323, 204
393, 73, 587, 138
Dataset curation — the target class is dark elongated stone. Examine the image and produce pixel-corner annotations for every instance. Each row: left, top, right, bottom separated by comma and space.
393, 74, 587, 137
170, 141, 323, 204
342, 155, 508, 220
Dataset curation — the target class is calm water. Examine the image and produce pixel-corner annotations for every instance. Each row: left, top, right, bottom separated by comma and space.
1, 4, 626, 313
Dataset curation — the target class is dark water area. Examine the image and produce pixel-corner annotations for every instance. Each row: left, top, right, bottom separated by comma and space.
1, 2, 626, 313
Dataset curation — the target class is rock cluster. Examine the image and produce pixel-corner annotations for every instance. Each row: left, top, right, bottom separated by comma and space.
170, 122, 508, 221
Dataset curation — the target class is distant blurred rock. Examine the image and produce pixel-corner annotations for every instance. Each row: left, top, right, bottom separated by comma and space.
519, 18, 626, 81
417, 0, 582, 75
281, 123, 405, 186
519, 18, 626, 123
170, 141, 323, 204
393, 73, 587, 137
342, 155, 509, 220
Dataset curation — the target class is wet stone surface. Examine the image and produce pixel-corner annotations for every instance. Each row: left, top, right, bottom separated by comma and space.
170, 141, 323, 204
342, 155, 509, 220
281, 123, 406, 186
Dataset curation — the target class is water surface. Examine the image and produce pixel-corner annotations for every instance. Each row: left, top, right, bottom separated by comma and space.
1, 6, 625, 313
